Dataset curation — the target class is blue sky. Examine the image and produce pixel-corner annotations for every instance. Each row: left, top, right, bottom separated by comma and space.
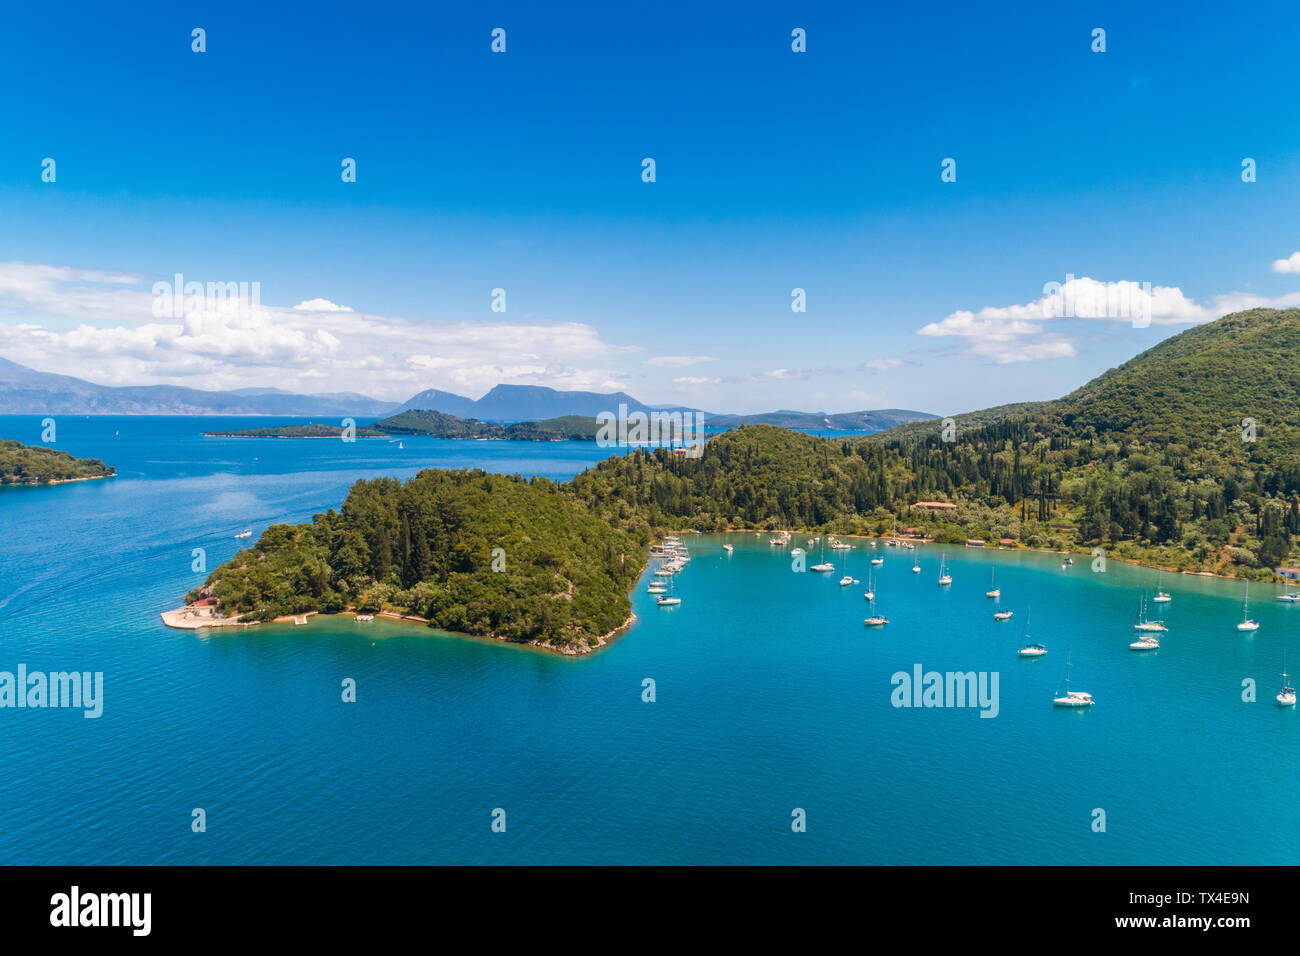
2, 0, 1300, 413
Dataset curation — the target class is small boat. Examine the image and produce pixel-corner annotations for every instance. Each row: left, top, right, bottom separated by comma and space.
870, 556, 884, 566
1152, 573, 1171, 603
811, 538, 834, 573
1063, 557, 1073, 566
985, 568, 1000, 599
398, 441, 404, 449
1132, 597, 1168, 632
912, 553, 921, 573
1016, 608, 1043, 655
234, 529, 252, 539
839, 549, 854, 586
863, 571, 875, 603
937, 554, 951, 586
1237, 582, 1260, 632
994, 610, 1013, 621
1052, 656, 1094, 708
658, 576, 682, 606
863, 596, 888, 627
1277, 592, 1300, 603
355, 614, 374, 622
1279, 658, 1296, 707
1129, 634, 1160, 651
723, 544, 734, 553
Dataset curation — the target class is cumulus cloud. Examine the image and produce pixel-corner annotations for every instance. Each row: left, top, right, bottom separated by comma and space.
911, 275, 1292, 364
862, 357, 902, 373
293, 298, 354, 312
0, 261, 629, 400
646, 355, 715, 367
1272, 252, 1300, 274
672, 375, 721, 386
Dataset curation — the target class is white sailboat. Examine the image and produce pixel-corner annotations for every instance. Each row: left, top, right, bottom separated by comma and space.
1278, 656, 1296, 707
657, 576, 681, 606
1052, 655, 1094, 707
937, 554, 952, 586
839, 548, 855, 586
994, 609, 1013, 621
1017, 609, 1045, 657
863, 595, 888, 627
912, 551, 921, 573
863, 570, 875, 603
1152, 572, 1171, 603
1132, 596, 1168, 632
1237, 582, 1259, 631
810, 536, 834, 573
1129, 632, 1160, 651
985, 568, 1000, 599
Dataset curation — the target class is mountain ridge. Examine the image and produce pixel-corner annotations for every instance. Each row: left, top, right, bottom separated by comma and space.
0, 356, 936, 428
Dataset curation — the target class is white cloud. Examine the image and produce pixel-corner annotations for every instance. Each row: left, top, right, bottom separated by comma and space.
863, 357, 902, 373
0, 261, 629, 400
911, 276, 1289, 364
672, 375, 721, 386
293, 298, 354, 312
1272, 252, 1300, 274
646, 355, 715, 367
970, 337, 1079, 365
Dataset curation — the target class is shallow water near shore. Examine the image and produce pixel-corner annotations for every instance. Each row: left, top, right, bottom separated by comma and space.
1, 414, 1298, 864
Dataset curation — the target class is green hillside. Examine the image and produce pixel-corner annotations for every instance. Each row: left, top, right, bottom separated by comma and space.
0, 439, 115, 485
186, 308, 1300, 650
190, 469, 641, 650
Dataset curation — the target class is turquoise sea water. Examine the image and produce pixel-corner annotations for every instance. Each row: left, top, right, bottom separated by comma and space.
1, 414, 1298, 864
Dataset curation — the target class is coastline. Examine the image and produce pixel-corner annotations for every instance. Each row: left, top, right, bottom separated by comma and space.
161, 598, 641, 658
702, 525, 1281, 585
0, 473, 114, 488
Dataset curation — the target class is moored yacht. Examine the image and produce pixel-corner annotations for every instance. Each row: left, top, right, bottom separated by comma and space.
1052, 656, 1093, 708
1237, 582, 1260, 631
985, 568, 1000, 599
657, 577, 681, 606
937, 554, 951, 586
1017, 610, 1045, 656
1279, 659, 1296, 707
1132, 596, 1168, 632
863, 596, 888, 627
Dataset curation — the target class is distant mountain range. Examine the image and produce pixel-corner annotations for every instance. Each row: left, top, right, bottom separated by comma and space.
0, 357, 936, 431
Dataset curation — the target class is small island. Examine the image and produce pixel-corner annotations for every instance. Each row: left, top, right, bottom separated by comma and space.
0, 439, 115, 486
205, 410, 603, 442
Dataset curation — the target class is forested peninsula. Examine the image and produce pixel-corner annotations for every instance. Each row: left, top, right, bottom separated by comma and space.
182, 308, 1300, 651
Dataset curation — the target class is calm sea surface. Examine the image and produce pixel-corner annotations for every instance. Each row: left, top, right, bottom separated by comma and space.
1, 414, 1297, 864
